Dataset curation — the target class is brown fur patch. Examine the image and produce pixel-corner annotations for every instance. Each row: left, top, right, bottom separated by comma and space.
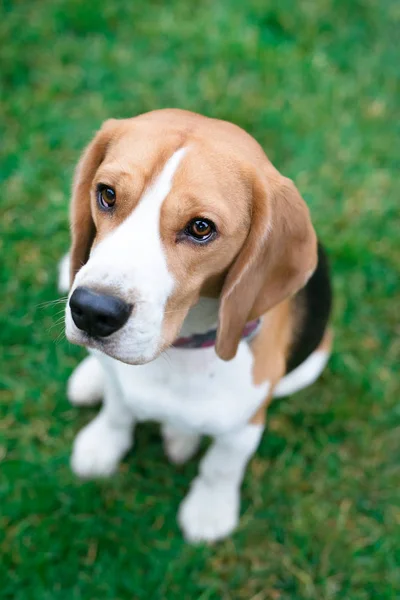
251, 298, 293, 388
249, 299, 293, 425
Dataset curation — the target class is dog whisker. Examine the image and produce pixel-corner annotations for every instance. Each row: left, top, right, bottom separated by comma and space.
36, 297, 68, 309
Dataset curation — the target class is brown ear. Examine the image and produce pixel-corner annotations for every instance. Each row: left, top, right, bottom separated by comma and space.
216, 170, 317, 361
69, 119, 119, 282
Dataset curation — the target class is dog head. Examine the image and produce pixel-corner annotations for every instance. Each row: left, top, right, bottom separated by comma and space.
65, 109, 317, 364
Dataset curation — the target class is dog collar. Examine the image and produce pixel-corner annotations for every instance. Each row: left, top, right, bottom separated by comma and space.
172, 318, 261, 350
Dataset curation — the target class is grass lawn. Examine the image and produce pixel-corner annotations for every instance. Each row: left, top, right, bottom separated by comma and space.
1, 1, 399, 598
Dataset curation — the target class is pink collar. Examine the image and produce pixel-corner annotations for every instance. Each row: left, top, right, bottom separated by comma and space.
172, 319, 261, 349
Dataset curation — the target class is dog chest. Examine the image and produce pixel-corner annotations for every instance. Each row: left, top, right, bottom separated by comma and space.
98, 343, 270, 435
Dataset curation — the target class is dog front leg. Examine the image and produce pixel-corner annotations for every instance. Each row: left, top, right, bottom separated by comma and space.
70, 374, 135, 478
67, 354, 104, 406
178, 423, 264, 543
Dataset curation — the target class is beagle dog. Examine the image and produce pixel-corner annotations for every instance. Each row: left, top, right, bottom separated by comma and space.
61, 109, 332, 543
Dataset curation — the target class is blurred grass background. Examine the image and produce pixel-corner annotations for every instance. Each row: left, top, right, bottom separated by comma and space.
1, 0, 399, 598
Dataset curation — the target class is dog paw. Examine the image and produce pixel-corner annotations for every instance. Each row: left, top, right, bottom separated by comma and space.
71, 416, 132, 478
162, 424, 201, 464
178, 477, 239, 543
68, 355, 104, 406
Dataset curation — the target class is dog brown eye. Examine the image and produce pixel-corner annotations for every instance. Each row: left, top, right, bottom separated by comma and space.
185, 218, 215, 242
97, 185, 116, 210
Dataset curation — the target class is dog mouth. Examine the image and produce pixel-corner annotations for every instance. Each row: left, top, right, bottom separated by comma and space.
66, 318, 161, 365
66, 326, 101, 351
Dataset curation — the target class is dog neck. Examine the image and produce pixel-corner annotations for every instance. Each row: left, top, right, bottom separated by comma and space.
179, 297, 220, 337
174, 297, 260, 350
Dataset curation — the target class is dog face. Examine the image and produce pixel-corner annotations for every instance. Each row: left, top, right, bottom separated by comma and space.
65, 110, 317, 364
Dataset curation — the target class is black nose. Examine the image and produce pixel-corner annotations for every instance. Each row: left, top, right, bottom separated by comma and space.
69, 287, 132, 338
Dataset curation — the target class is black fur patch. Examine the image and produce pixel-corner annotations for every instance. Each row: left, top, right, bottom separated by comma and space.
286, 242, 333, 373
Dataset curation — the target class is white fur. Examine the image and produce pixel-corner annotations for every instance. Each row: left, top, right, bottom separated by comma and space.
71, 412, 132, 477
178, 424, 263, 542
67, 354, 104, 406
71, 370, 135, 477
273, 348, 330, 398
91, 341, 269, 437
65, 148, 186, 364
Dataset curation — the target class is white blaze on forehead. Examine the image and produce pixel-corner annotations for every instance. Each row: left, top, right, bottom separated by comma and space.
89, 147, 187, 300
130, 146, 187, 246
67, 147, 188, 364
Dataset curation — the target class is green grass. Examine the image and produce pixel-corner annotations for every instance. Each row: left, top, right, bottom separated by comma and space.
1, 0, 399, 598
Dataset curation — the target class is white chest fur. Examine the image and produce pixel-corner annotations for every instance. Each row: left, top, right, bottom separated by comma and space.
94, 341, 269, 436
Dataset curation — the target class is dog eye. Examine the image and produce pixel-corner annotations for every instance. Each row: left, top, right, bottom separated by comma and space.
185, 218, 216, 242
97, 185, 116, 210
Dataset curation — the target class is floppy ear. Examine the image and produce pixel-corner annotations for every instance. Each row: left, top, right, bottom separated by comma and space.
69, 119, 119, 283
216, 169, 317, 361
